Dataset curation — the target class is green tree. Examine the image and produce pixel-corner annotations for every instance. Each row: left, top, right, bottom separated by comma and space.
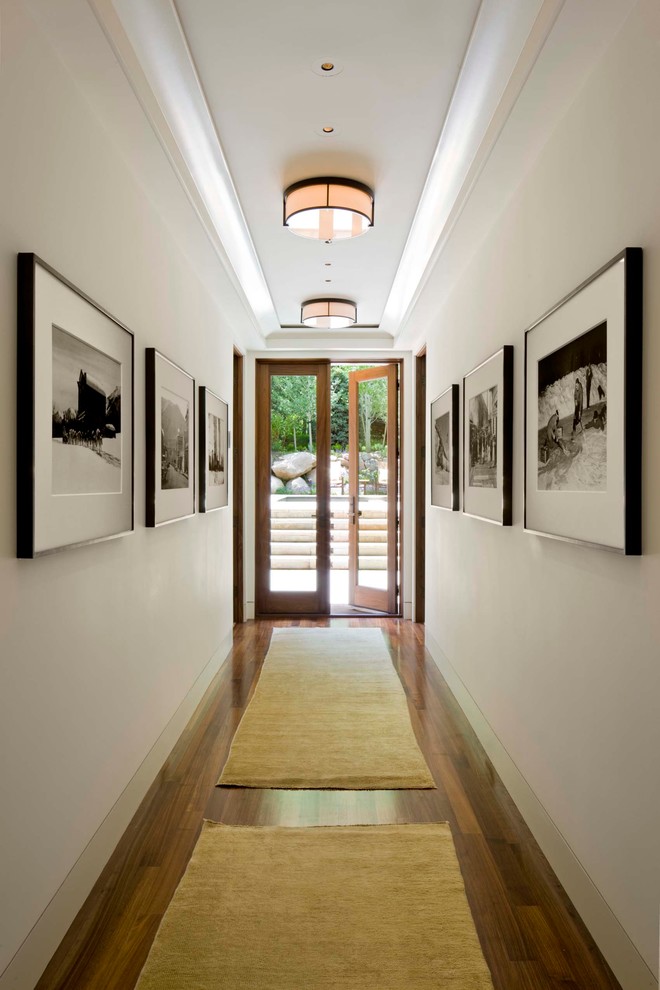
270, 375, 316, 451
358, 378, 388, 452
330, 366, 349, 449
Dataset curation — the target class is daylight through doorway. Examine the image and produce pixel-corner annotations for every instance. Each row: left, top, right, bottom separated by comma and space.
256, 360, 400, 616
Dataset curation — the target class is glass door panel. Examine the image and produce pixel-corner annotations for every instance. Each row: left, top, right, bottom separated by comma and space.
348, 365, 398, 612
269, 374, 318, 593
255, 362, 329, 614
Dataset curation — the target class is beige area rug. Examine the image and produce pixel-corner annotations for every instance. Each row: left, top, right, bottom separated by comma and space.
217, 627, 434, 788
136, 822, 494, 990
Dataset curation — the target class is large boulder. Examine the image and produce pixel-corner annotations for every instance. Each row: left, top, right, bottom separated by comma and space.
304, 468, 317, 485
285, 476, 310, 494
339, 452, 379, 473
272, 451, 316, 481
360, 452, 380, 474
271, 475, 282, 494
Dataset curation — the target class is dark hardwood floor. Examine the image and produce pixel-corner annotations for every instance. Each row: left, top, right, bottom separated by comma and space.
36, 619, 622, 990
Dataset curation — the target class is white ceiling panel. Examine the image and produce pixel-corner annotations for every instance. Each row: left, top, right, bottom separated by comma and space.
174, 0, 481, 329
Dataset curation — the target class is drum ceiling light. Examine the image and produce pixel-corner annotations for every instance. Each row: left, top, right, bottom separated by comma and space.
284, 178, 374, 241
301, 298, 357, 329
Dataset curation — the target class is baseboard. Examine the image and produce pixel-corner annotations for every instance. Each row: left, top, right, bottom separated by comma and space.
425, 630, 658, 990
0, 631, 233, 990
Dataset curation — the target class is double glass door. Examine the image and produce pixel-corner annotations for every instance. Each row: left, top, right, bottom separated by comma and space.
255, 360, 399, 615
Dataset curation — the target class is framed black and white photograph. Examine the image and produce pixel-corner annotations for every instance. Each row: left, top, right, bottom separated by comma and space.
430, 385, 459, 510
524, 248, 642, 553
17, 254, 134, 557
199, 387, 229, 512
463, 346, 513, 525
146, 349, 195, 527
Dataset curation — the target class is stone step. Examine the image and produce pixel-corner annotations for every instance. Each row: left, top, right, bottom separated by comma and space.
271, 542, 386, 556
330, 544, 384, 556
271, 531, 387, 546
271, 505, 387, 520
271, 518, 318, 530
271, 522, 387, 535
270, 533, 316, 543
271, 556, 387, 570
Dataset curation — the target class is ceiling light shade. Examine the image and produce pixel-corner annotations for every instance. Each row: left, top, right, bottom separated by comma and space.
284, 178, 374, 241
301, 298, 357, 329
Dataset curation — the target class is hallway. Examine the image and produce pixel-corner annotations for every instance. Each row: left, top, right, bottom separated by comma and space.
37, 620, 620, 990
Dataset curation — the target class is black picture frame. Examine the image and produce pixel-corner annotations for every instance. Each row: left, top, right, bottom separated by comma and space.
524, 248, 642, 554
199, 387, 229, 512
430, 385, 459, 510
146, 348, 195, 527
462, 346, 513, 526
17, 254, 134, 558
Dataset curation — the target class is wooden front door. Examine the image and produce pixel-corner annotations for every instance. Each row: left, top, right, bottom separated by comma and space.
255, 360, 330, 615
348, 365, 399, 613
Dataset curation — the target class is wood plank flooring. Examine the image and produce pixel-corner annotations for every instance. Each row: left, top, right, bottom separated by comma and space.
36, 619, 622, 990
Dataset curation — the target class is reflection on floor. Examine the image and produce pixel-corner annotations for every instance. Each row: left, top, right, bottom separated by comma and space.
35, 619, 623, 990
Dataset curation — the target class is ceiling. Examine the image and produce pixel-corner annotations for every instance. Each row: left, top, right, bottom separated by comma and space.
29, 0, 639, 349
172, 0, 481, 330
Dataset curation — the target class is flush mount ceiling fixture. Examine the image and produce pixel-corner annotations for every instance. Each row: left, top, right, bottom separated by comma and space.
284, 177, 374, 242
301, 298, 357, 329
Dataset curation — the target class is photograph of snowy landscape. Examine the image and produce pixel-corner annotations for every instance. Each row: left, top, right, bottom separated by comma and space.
161, 389, 190, 490
469, 385, 497, 488
207, 411, 225, 488
51, 325, 121, 495
537, 321, 607, 492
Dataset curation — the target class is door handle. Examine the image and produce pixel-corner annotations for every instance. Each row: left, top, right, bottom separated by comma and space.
351, 496, 362, 525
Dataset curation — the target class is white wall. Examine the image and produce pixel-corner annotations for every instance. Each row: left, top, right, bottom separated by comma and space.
0, 1, 252, 984
411, 1, 660, 986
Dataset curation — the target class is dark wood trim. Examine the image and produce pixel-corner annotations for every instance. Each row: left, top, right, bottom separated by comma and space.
145, 348, 195, 528
198, 386, 207, 512
255, 360, 331, 615
415, 350, 426, 623
624, 248, 643, 554
198, 387, 228, 513
397, 361, 403, 617
16, 253, 135, 557
16, 253, 36, 558
502, 345, 513, 527
462, 346, 513, 527
145, 348, 156, 527
35, 619, 624, 990
233, 350, 244, 623
522, 248, 642, 554
429, 384, 460, 513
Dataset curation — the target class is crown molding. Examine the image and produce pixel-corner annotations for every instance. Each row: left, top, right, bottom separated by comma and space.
89, 0, 277, 341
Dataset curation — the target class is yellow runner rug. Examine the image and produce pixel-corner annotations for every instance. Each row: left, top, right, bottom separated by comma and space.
136, 822, 494, 990
217, 627, 434, 788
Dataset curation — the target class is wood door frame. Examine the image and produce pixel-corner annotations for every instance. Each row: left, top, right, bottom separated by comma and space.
255, 359, 330, 616
233, 349, 244, 624
415, 348, 426, 623
347, 363, 399, 614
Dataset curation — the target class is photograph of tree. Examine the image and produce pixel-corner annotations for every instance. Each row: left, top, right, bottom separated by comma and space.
51, 325, 121, 495
469, 385, 497, 488
207, 411, 225, 487
161, 389, 190, 490
537, 321, 607, 492
433, 411, 450, 486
